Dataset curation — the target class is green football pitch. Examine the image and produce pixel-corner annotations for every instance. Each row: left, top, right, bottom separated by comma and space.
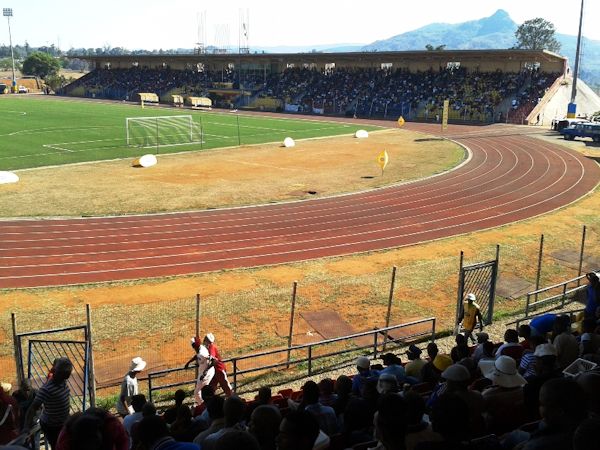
0, 96, 381, 170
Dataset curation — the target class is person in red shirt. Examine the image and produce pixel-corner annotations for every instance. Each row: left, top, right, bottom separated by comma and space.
203, 333, 233, 396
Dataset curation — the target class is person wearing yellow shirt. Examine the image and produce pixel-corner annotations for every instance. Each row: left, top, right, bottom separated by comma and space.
457, 293, 483, 344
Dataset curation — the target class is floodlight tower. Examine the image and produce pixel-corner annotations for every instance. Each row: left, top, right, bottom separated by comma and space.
568, 0, 584, 118
3, 8, 16, 93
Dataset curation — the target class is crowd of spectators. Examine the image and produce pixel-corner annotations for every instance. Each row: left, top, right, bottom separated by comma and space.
64, 65, 559, 123
1, 272, 597, 450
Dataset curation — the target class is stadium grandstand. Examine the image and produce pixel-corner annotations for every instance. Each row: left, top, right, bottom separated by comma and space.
58, 49, 584, 126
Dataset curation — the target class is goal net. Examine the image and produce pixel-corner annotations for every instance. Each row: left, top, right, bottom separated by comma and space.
125, 115, 202, 147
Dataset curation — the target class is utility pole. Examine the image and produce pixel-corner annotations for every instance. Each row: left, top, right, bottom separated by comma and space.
568, 0, 585, 118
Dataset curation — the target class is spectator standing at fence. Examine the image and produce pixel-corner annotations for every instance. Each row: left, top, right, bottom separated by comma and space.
116, 357, 147, 417
24, 357, 73, 450
457, 293, 483, 344
203, 333, 233, 397
585, 272, 600, 318
185, 338, 216, 405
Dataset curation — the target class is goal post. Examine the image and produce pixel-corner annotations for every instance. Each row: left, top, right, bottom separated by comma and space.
125, 115, 201, 148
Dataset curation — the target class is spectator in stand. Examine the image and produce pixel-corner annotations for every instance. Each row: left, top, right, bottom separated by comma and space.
420, 343, 439, 383
450, 334, 470, 363
480, 355, 527, 433
0, 382, 18, 445
521, 378, 587, 450
552, 315, 579, 369
171, 406, 204, 442
519, 324, 533, 350
204, 333, 233, 397
440, 365, 485, 438
523, 343, 562, 421
301, 381, 338, 436
576, 371, 600, 418
404, 391, 442, 450
579, 318, 600, 357
185, 338, 215, 406
11, 379, 37, 431
277, 409, 322, 450
415, 394, 470, 450
192, 385, 215, 423
56, 407, 128, 450
471, 332, 489, 363
495, 328, 524, 361
574, 418, 600, 450
372, 393, 408, 450
164, 390, 186, 425
202, 395, 246, 450
584, 272, 600, 318
381, 353, 410, 384
332, 375, 353, 418
377, 373, 400, 395
136, 415, 198, 450
317, 379, 337, 408
529, 313, 557, 337
245, 386, 273, 423
430, 354, 452, 381
193, 396, 225, 447
456, 293, 483, 344
214, 430, 260, 450
248, 404, 281, 450
340, 398, 374, 448
405, 345, 426, 380
352, 356, 379, 396
519, 335, 547, 378
116, 357, 147, 417
123, 394, 146, 447
24, 357, 73, 450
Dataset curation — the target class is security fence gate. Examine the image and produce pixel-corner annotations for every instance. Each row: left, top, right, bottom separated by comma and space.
455, 247, 500, 333
13, 323, 95, 412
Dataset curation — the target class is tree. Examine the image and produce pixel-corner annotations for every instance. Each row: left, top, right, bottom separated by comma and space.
22, 51, 61, 79
425, 44, 446, 51
514, 18, 561, 53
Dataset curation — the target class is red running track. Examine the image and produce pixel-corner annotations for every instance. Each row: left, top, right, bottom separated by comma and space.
1, 123, 599, 289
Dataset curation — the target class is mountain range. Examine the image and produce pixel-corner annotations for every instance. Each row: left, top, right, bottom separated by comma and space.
256, 9, 600, 87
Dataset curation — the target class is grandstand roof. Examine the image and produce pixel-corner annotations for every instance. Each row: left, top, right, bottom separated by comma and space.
84, 49, 566, 73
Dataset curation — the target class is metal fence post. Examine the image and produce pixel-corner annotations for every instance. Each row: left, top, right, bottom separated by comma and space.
11, 313, 22, 385
525, 293, 531, 318
85, 304, 96, 408
148, 374, 153, 404
195, 293, 201, 338
308, 346, 313, 376
383, 266, 397, 351
431, 318, 436, 343
287, 281, 298, 369
578, 225, 587, 286
233, 359, 238, 392
535, 234, 544, 303
454, 251, 464, 335
373, 328, 378, 359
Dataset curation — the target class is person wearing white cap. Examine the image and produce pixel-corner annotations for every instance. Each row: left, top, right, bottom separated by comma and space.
184, 337, 216, 405
203, 333, 233, 396
116, 356, 147, 417
479, 355, 527, 433
456, 293, 483, 344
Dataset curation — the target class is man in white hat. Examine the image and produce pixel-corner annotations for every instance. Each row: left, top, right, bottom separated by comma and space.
116, 356, 146, 417
203, 333, 233, 396
184, 337, 216, 405
457, 293, 483, 344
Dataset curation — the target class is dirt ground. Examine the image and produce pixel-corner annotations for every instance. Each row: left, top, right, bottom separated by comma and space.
1, 124, 599, 390
1, 129, 463, 217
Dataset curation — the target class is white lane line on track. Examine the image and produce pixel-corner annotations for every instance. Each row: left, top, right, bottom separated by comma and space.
1, 144, 574, 271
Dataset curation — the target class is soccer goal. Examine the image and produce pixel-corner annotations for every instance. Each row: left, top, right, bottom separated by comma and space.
125, 115, 202, 148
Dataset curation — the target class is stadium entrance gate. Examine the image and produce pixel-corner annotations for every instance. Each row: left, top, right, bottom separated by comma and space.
455, 246, 500, 334
13, 318, 95, 412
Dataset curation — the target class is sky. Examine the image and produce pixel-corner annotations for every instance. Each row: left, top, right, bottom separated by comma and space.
1, 0, 598, 50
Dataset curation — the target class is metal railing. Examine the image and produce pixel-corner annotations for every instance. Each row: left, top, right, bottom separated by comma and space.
148, 317, 435, 403
524, 273, 591, 319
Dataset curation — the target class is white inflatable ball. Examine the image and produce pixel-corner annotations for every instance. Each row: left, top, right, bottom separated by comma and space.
354, 129, 369, 138
0, 171, 19, 184
132, 154, 158, 168
283, 137, 295, 148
